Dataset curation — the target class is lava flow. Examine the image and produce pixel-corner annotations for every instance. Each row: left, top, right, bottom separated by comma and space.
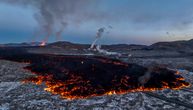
0, 47, 190, 99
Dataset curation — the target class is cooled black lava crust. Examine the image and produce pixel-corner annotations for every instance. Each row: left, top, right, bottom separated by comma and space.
0, 47, 189, 98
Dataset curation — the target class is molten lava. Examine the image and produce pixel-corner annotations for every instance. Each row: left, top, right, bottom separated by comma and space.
0, 47, 190, 99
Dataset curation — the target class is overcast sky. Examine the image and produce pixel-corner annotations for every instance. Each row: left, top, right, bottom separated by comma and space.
0, 0, 193, 45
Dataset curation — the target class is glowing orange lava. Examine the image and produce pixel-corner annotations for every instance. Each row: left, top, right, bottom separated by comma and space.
0, 48, 190, 100
22, 69, 190, 100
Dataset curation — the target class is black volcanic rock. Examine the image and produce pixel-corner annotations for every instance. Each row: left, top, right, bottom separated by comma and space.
0, 47, 190, 99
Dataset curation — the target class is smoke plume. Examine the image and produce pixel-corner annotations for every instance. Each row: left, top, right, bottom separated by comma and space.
0, 0, 94, 43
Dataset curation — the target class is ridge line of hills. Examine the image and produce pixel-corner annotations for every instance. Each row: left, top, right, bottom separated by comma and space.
0, 39, 192, 52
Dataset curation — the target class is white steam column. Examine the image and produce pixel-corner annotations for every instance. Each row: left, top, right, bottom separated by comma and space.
89, 26, 121, 56
89, 27, 105, 50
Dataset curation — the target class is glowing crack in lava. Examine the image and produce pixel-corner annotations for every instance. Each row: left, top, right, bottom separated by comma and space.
0, 47, 190, 99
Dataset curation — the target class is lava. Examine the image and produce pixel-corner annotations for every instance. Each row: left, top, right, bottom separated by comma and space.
0, 47, 190, 99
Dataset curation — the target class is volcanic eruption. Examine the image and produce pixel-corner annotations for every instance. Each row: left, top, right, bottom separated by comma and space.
0, 47, 190, 99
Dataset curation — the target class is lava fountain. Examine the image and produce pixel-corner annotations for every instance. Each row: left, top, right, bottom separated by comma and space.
0, 47, 190, 99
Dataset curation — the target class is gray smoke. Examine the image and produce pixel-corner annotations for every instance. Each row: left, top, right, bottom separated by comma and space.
90, 27, 105, 49
0, 0, 94, 43
56, 22, 68, 41
96, 28, 105, 38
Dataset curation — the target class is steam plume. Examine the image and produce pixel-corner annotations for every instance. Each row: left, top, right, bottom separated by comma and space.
90, 27, 105, 49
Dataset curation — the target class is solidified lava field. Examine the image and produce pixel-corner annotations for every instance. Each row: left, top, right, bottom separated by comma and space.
0, 47, 190, 99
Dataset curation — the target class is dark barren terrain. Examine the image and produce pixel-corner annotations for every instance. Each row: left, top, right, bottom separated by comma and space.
0, 39, 193, 110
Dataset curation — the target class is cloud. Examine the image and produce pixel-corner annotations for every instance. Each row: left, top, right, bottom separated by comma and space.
1, 0, 193, 44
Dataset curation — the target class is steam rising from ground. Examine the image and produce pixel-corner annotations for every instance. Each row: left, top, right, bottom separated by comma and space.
0, 0, 95, 42
90, 27, 105, 49
89, 26, 120, 55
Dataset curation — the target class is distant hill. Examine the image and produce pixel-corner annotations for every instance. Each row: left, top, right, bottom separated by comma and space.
102, 44, 147, 52
0, 42, 43, 47
46, 41, 147, 51
0, 39, 193, 52
149, 39, 193, 52
47, 41, 89, 49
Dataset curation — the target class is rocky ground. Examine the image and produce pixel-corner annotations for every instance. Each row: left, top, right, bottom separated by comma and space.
0, 47, 193, 110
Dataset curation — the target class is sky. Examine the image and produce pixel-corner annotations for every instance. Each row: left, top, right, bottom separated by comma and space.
0, 0, 193, 45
